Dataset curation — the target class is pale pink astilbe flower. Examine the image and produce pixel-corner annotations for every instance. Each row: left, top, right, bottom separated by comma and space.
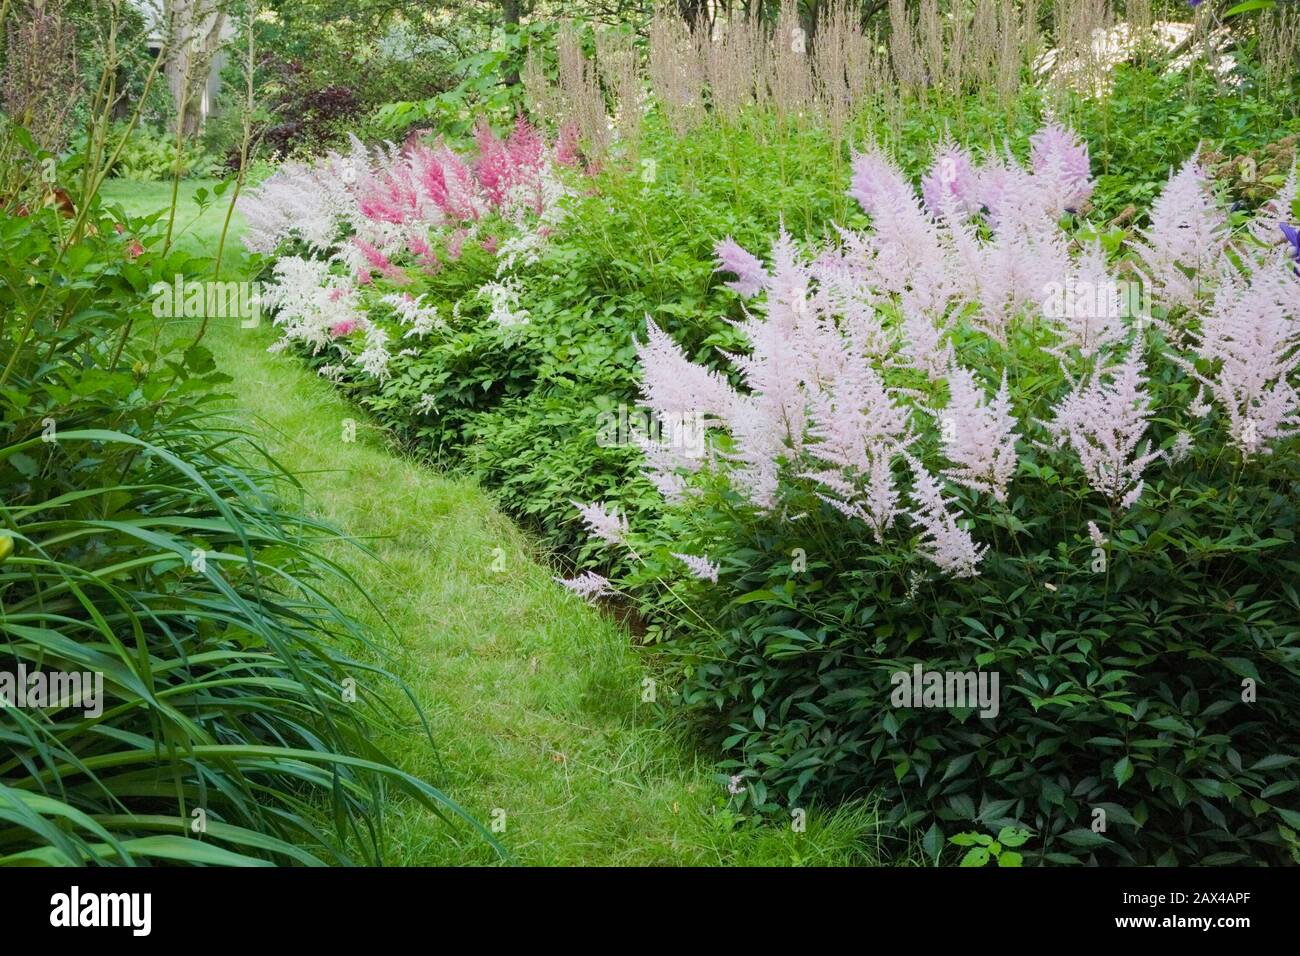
1029, 121, 1094, 214
906, 457, 988, 578
636, 317, 736, 418
1248, 161, 1298, 247
806, 443, 902, 544
635, 316, 737, 501
571, 500, 629, 547
1087, 520, 1107, 550
1167, 431, 1194, 464
946, 204, 1070, 344
846, 147, 951, 314
921, 139, 981, 220
898, 301, 953, 382
713, 236, 769, 298
1175, 264, 1300, 457
939, 364, 1019, 503
716, 231, 846, 508
1132, 154, 1228, 313
1043, 240, 1129, 361
556, 571, 612, 601
1045, 343, 1162, 508
973, 148, 1059, 232
672, 552, 720, 583
801, 314, 911, 541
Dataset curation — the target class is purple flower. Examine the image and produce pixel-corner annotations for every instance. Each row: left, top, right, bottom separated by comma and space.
1282, 223, 1300, 267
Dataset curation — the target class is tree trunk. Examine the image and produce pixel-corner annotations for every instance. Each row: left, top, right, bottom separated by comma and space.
163, 0, 227, 138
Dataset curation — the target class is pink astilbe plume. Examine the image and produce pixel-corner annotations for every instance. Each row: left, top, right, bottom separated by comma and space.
713, 236, 769, 298
1045, 343, 1162, 508
806, 443, 902, 544
1132, 155, 1227, 313
898, 302, 953, 381
1043, 240, 1130, 360
1175, 264, 1300, 457
946, 204, 1070, 343
906, 457, 988, 578
556, 571, 612, 601
672, 552, 720, 583
636, 317, 737, 418
939, 364, 1019, 502
474, 115, 547, 209
350, 236, 408, 284
1249, 161, 1299, 247
571, 500, 630, 547
846, 147, 951, 312
1029, 121, 1094, 213
921, 139, 981, 219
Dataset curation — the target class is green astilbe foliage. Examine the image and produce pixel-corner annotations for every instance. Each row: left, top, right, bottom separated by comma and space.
0, 153, 494, 864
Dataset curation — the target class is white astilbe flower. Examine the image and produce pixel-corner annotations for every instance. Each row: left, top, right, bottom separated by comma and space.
571, 501, 629, 547
381, 292, 443, 338
478, 278, 530, 326
261, 256, 363, 351
356, 324, 393, 381
939, 364, 1019, 503
1045, 344, 1161, 508
672, 552, 720, 583
1087, 520, 1107, 550
907, 457, 987, 578
555, 571, 612, 601
239, 137, 373, 253
1132, 155, 1228, 313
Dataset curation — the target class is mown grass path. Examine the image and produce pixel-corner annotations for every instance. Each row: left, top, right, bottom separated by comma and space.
102, 180, 883, 866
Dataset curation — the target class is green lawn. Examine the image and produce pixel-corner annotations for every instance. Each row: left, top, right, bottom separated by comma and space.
104, 177, 893, 866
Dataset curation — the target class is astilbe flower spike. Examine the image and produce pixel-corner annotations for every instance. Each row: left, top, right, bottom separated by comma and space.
1045, 343, 1162, 508
906, 456, 988, 578
1132, 154, 1227, 313
572, 500, 630, 547
672, 552, 720, 583
556, 571, 612, 601
939, 364, 1020, 503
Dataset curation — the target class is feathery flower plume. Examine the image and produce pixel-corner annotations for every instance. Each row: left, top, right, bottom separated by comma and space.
1045, 343, 1161, 507
1132, 154, 1227, 312
572, 500, 630, 547
672, 552, 720, 583
940, 364, 1020, 502
713, 236, 769, 298
907, 457, 988, 578
1029, 121, 1094, 213
556, 571, 612, 601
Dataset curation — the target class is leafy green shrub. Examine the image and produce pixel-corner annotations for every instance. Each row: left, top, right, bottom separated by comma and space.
78, 122, 215, 182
